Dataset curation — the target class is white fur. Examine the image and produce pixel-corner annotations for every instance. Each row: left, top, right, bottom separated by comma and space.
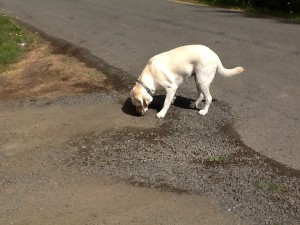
131, 45, 244, 118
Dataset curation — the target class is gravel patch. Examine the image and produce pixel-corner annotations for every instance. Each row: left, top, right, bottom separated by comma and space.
63, 92, 300, 225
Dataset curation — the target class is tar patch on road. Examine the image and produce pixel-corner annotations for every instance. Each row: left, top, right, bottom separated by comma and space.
66, 98, 299, 225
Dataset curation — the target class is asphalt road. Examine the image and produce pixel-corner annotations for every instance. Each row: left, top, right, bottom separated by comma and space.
1, 0, 300, 169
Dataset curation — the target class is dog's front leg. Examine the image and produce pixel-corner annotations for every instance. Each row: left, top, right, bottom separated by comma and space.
156, 87, 177, 118
171, 95, 176, 105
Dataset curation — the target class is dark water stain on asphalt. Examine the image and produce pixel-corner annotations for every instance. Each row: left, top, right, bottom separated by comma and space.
221, 124, 300, 178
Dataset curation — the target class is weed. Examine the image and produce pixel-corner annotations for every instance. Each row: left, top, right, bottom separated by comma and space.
254, 181, 285, 193
267, 182, 279, 192
207, 155, 228, 162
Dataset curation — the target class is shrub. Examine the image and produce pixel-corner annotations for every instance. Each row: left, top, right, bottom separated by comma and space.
197, 0, 300, 15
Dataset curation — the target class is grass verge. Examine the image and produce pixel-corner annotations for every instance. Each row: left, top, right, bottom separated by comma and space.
0, 14, 109, 102
0, 13, 32, 67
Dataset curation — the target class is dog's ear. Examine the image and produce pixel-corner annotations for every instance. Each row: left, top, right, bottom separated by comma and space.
143, 98, 147, 108
137, 95, 144, 107
143, 96, 153, 108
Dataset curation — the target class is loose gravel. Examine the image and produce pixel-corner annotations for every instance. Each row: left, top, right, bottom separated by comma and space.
60, 91, 300, 225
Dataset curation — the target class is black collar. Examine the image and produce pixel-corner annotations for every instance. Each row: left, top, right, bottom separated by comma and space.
136, 80, 154, 97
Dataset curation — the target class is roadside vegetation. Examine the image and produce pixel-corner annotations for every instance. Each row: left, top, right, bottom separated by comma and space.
0, 13, 32, 67
182, 0, 300, 21
0, 12, 108, 102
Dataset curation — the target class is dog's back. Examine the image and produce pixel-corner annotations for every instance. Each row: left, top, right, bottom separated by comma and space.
151, 45, 244, 78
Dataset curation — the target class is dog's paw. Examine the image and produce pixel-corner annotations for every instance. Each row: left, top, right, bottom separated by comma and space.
156, 111, 166, 119
199, 109, 208, 115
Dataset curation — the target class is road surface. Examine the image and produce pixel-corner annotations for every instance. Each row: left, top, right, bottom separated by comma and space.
2, 0, 299, 169
1, 1, 300, 224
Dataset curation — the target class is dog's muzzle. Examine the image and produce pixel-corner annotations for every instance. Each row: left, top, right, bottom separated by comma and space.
136, 106, 148, 116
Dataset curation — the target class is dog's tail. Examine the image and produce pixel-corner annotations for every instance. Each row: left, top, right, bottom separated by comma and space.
216, 56, 245, 77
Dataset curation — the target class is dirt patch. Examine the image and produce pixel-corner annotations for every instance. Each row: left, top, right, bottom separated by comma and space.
0, 40, 112, 102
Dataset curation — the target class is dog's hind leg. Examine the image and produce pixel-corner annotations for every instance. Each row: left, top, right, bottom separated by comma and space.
190, 75, 204, 109
198, 84, 212, 115
192, 93, 204, 109
194, 67, 216, 115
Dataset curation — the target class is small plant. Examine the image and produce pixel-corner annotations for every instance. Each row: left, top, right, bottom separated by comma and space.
254, 181, 284, 193
267, 182, 279, 192
207, 155, 228, 162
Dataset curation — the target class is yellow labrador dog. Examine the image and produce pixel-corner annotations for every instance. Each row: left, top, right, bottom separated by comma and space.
130, 45, 244, 118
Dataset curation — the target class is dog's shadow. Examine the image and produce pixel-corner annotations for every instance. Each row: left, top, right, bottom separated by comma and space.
122, 95, 195, 116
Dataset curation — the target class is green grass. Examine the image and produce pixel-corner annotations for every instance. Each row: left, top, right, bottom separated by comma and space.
207, 155, 229, 162
0, 13, 29, 65
254, 181, 289, 193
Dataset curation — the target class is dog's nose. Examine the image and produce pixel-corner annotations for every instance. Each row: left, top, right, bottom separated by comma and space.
136, 109, 145, 116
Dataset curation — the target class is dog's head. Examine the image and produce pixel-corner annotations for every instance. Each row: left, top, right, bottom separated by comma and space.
130, 84, 153, 116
